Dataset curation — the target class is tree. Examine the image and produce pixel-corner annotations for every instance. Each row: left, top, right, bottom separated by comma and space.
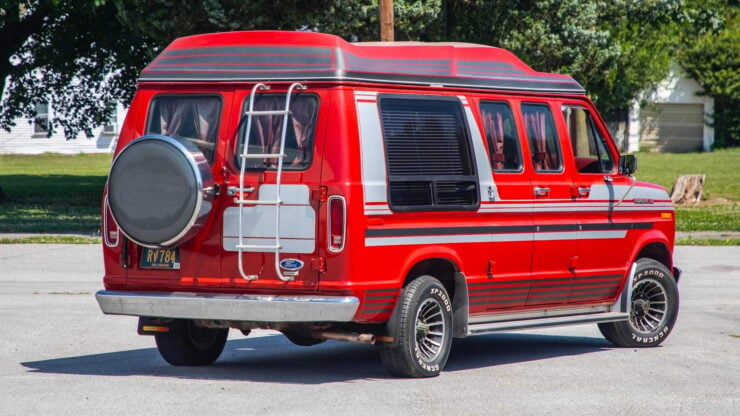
0, 1, 154, 138
678, 3, 739, 147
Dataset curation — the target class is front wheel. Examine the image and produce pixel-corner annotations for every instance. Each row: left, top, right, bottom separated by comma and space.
155, 319, 228, 366
380, 276, 453, 377
599, 258, 679, 347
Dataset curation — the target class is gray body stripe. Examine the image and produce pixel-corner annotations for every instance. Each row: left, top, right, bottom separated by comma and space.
147, 65, 333, 72
158, 55, 333, 65
365, 230, 628, 247
162, 46, 333, 56
366, 222, 653, 237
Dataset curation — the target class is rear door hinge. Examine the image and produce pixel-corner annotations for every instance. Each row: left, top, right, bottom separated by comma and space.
311, 257, 326, 273
311, 186, 328, 202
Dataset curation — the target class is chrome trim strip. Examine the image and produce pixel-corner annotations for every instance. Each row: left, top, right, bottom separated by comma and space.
469, 304, 613, 324
467, 311, 629, 335
95, 290, 360, 322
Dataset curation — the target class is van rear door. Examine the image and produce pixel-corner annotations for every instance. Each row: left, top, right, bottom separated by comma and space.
218, 85, 328, 291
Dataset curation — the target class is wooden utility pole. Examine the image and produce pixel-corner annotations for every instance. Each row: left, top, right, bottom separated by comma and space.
380, 0, 394, 41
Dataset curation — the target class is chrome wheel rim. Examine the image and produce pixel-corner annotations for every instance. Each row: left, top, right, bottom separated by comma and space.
630, 278, 668, 334
415, 298, 446, 362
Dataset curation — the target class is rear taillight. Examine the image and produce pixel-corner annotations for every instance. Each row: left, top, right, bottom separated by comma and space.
328, 196, 346, 252
103, 196, 120, 248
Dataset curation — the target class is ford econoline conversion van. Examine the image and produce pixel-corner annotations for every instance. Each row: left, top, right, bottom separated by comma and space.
96, 31, 680, 377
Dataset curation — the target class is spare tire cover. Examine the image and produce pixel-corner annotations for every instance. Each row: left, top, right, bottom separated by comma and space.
108, 135, 214, 248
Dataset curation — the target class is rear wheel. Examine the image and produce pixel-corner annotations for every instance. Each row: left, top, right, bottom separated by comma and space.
155, 319, 228, 366
380, 276, 453, 378
599, 258, 679, 347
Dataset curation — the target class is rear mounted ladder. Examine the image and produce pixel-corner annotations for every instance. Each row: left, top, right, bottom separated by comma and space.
235, 82, 306, 282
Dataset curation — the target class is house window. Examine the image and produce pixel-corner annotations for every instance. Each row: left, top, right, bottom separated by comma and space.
33, 103, 49, 136
103, 111, 118, 135
379, 96, 479, 211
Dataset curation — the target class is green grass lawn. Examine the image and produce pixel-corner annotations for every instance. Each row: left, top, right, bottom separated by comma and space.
0, 149, 737, 236
0, 153, 110, 233
634, 147, 740, 231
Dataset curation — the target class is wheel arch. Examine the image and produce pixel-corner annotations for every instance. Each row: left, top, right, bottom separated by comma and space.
398, 249, 469, 338
630, 231, 675, 279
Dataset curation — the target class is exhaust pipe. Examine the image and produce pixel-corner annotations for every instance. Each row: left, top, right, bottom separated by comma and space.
311, 331, 376, 345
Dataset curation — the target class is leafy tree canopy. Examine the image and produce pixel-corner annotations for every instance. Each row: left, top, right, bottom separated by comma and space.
0, 0, 735, 143
0, 0, 154, 138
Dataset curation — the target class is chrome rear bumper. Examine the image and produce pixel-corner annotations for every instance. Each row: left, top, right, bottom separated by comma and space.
95, 290, 360, 322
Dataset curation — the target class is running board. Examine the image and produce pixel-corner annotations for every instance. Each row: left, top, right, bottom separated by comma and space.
467, 312, 628, 335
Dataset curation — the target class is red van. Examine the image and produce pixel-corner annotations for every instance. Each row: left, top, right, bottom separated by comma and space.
96, 31, 680, 377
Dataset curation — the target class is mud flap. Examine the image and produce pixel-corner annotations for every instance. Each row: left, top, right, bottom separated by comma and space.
611, 263, 637, 315
452, 272, 469, 338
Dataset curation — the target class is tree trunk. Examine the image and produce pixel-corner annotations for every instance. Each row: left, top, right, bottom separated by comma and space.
670, 174, 705, 204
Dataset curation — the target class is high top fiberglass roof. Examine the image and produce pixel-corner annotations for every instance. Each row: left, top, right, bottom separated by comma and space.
140, 31, 585, 94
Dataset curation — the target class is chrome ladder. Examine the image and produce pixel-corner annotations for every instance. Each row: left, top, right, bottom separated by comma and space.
235, 82, 306, 282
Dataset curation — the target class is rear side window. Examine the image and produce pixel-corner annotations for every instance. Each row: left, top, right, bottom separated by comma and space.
236, 94, 318, 170
480, 101, 522, 172
146, 95, 221, 163
379, 96, 478, 211
564, 106, 615, 173
522, 104, 562, 172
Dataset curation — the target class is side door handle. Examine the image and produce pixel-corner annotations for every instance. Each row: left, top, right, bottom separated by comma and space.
534, 187, 550, 197
578, 187, 591, 198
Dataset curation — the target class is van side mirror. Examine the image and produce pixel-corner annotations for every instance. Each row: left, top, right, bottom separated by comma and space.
619, 154, 637, 175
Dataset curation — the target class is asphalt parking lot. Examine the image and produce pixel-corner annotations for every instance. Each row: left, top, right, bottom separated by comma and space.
0, 245, 737, 415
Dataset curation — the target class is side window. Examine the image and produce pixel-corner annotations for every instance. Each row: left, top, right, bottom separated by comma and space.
236, 94, 318, 170
146, 95, 221, 163
480, 101, 522, 172
522, 104, 562, 172
564, 107, 615, 173
379, 96, 478, 211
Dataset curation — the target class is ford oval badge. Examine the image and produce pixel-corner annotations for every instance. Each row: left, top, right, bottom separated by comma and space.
279, 258, 304, 271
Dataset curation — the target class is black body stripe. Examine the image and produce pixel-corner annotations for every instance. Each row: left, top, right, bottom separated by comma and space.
366, 288, 400, 294
365, 294, 398, 300
365, 223, 653, 238
468, 274, 623, 288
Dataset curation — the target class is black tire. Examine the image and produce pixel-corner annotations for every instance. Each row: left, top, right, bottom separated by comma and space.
154, 319, 228, 366
380, 276, 453, 378
599, 258, 679, 347
282, 327, 325, 347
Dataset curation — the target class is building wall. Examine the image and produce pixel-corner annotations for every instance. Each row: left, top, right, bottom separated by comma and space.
627, 66, 714, 152
0, 104, 126, 154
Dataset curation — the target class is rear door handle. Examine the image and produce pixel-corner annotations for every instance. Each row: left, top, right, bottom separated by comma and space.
578, 187, 591, 198
534, 187, 550, 197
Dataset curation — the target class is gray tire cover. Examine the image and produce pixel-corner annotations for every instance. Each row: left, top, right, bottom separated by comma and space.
107, 135, 214, 247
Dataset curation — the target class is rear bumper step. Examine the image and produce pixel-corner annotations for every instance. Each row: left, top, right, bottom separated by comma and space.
95, 290, 360, 323
467, 312, 629, 335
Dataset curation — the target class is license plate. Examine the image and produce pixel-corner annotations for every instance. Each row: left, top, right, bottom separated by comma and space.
140, 247, 180, 270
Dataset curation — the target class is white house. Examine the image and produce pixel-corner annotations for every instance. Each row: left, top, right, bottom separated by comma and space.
0, 102, 127, 154
627, 64, 714, 152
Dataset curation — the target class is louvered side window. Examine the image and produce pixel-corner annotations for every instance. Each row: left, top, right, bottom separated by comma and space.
379, 96, 479, 211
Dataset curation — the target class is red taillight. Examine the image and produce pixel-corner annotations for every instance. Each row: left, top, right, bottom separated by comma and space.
103, 196, 120, 248
328, 196, 346, 252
